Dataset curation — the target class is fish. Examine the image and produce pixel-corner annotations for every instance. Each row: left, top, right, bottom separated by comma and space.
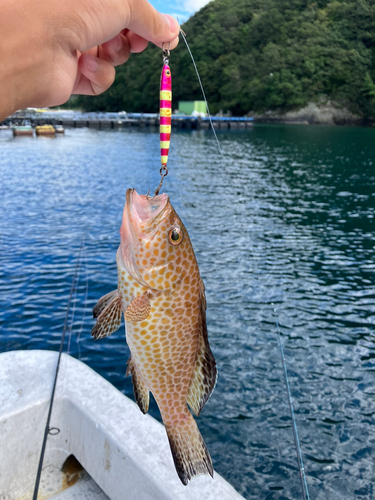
160, 63, 172, 168
91, 188, 217, 485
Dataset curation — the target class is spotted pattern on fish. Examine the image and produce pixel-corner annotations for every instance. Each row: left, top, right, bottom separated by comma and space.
91, 189, 217, 485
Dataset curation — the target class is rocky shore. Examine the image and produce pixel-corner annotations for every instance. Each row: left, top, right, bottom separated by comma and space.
253, 101, 375, 127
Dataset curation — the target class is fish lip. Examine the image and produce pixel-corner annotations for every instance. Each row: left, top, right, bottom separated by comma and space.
127, 188, 169, 224
121, 189, 169, 289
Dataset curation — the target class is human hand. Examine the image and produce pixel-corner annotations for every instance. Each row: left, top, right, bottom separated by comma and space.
0, 0, 179, 121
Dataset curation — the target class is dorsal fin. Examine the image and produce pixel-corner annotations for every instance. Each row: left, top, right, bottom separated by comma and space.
186, 282, 217, 416
126, 357, 150, 414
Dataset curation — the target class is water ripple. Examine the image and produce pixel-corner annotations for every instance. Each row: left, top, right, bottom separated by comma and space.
1, 125, 375, 499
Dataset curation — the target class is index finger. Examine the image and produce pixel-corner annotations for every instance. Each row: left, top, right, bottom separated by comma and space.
69, 0, 179, 52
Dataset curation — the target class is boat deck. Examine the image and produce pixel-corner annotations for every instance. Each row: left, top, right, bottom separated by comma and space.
35, 466, 109, 500
0, 350, 245, 500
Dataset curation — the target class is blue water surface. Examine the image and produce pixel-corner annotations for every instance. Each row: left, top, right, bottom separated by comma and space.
1, 124, 375, 499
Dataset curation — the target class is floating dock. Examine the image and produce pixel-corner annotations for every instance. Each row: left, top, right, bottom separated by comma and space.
2, 113, 253, 131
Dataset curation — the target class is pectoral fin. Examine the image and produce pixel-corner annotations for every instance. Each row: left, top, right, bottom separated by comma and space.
126, 357, 149, 414
91, 292, 122, 340
124, 292, 151, 322
186, 292, 217, 416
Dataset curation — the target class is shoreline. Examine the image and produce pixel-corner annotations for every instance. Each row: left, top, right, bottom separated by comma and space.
2, 102, 375, 129
252, 101, 375, 127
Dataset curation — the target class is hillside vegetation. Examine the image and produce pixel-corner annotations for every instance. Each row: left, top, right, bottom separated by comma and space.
75, 0, 375, 117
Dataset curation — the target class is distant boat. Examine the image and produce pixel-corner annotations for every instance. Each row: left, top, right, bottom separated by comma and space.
55, 125, 65, 134
36, 125, 56, 136
13, 125, 33, 137
0, 350, 245, 500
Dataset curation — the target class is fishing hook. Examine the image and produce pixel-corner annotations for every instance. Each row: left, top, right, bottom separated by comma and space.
146, 166, 168, 199
162, 41, 171, 64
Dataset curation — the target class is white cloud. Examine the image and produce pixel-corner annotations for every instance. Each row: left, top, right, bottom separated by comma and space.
170, 12, 190, 23
183, 0, 212, 13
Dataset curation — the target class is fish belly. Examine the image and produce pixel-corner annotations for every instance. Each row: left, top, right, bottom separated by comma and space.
116, 254, 214, 484
126, 292, 199, 420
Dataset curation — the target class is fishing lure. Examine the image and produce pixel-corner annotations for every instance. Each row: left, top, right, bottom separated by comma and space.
160, 43, 172, 170
149, 44, 172, 198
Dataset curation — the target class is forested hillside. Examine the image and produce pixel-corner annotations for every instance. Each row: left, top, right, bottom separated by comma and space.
75, 0, 375, 117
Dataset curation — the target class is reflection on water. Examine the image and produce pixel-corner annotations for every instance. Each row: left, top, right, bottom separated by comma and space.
0, 125, 374, 499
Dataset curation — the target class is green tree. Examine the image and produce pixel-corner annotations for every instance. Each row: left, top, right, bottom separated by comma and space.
74, 0, 375, 118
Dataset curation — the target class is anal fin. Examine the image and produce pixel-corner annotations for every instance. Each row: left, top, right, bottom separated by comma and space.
91, 291, 122, 340
126, 357, 149, 414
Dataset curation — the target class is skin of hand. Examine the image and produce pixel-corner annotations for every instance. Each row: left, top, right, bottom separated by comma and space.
0, 0, 179, 121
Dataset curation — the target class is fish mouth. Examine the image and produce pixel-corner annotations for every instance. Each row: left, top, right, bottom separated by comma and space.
127, 188, 168, 225
120, 189, 169, 287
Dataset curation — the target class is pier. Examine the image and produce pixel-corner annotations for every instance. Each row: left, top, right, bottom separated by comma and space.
1, 112, 254, 131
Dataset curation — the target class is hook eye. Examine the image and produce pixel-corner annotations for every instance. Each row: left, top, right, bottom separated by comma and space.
162, 42, 171, 57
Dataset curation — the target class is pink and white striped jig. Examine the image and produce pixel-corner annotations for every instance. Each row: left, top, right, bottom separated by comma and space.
160, 45, 172, 168
148, 44, 172, 198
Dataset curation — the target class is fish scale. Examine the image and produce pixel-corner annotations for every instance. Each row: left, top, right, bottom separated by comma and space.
91, 189, 217, 485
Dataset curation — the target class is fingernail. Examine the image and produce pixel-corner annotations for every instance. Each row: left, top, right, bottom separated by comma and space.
164, 14, 179, 33
114, 35, 123, 52
86, 56, 98, 73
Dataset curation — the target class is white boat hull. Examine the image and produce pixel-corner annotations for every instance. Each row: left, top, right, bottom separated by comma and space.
0, 350, 245, 500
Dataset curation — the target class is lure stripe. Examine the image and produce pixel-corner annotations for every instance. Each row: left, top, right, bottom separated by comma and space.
160, 100, 172, 109
160, 108, 172, 117
160, 133, 171, 142
160, 63, 172, 167
160, 90, 172, 100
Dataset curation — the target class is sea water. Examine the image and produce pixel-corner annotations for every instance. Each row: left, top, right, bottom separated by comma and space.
0, 124, 374, 499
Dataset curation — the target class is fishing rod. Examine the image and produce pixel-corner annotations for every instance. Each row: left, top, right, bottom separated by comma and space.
32, 241, 84, 500
179, 29, 311, 499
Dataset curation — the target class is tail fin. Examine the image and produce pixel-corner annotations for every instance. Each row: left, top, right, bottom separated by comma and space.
165, 416, 213, 486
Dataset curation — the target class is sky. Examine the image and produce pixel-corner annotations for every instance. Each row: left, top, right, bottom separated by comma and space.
148, 0, 212, 23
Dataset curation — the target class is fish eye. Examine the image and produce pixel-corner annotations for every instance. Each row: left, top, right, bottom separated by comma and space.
166, 70, 171, 77
168, 227, 183, 246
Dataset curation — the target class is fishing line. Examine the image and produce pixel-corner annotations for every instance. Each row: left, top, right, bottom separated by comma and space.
275, 309, 310, 500
32, 241, 84, 500
66, 238, 89, 357
66, 252, 82, 355
76, 244, 89, 362
180, 29, 311, 499
179, 30, 223, 155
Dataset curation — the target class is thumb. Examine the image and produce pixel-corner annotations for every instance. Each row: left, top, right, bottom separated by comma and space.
126, 0, 180, 47
70, 0, 180, 52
